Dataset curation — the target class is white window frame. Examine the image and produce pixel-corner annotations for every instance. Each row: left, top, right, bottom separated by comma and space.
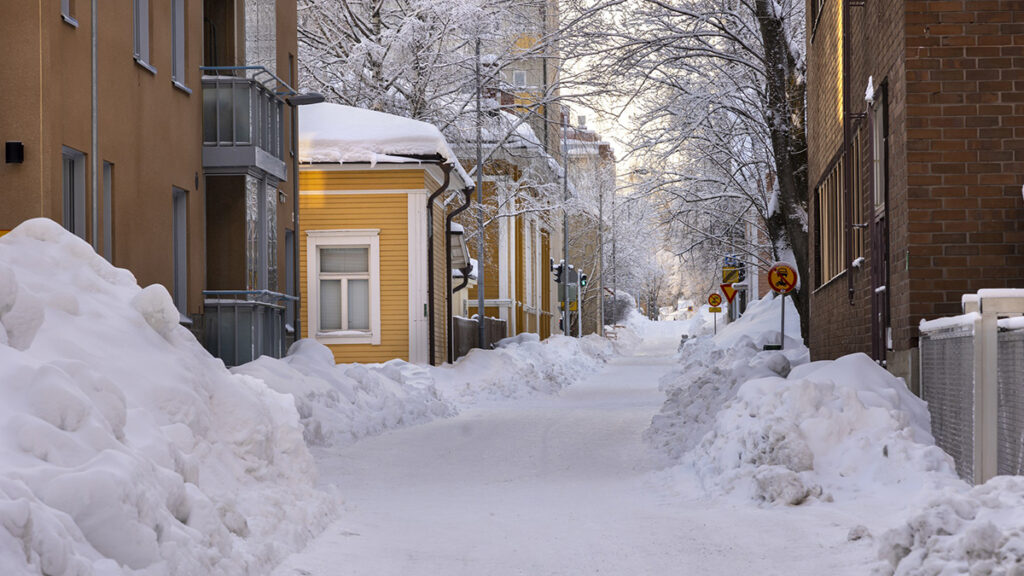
307, 229, 381, 345
133, 0, 156, 73
512, 70, 527, 88
172, 187, 188, 316
61, 0, 78, 27
872, 102, 886, 212
62, 146, 86, 239
171, 0, 189, 91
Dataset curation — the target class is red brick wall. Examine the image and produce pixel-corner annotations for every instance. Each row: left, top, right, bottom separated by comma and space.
807, 0, 907, 360
903, 0, 1024, 347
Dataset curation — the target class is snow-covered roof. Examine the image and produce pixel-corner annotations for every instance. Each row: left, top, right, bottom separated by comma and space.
299, 103, 472, 186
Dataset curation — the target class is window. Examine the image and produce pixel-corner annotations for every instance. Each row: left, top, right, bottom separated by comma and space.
307, 230, 381, 345
512, 70, 527, 88
62, 146, 86, 239
814, 154, 845, 287
103, 161, 114, 262
134, 0, 155, 72
171, 0, 188, 89
851, 130, 865, 260
61, 0, 78, 27
172, 188, 188, 316
872, 101, 886, 211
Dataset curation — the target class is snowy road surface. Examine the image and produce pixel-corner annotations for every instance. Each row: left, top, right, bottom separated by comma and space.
271, 342, 875, 576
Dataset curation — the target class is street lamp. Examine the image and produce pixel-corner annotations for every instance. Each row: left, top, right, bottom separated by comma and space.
286, 92, 325, 339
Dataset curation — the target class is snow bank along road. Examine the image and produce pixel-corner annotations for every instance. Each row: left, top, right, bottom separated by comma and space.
272, 341, 874, 575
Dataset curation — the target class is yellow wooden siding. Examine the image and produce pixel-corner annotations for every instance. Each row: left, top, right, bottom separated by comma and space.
515, 215, 526, 334
301, 169, 425, 191
432, 204, 448, 364
540, 232, 551, 339
300, 175, 411, 364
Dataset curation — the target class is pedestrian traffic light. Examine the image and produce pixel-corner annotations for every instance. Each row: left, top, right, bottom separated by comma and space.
580, 274, 588, 287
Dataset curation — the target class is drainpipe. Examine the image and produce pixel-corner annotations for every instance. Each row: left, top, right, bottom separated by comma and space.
91, 0, 98, 252
427, 163, 453, 366
446, 186, 474, 364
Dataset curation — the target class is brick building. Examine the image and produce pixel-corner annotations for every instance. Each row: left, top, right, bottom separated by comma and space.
806, 0, 1024, 390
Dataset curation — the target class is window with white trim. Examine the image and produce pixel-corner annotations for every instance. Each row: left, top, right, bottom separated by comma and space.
133, 0, 154, 72
171, 0, 187, 88
307, 230, 381, 345
512, 70, 527, 88
61, 0, 78, 27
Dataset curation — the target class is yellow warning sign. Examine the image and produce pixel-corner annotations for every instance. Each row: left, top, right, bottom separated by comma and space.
722, 267, 740, 284
768, 263, 798, 294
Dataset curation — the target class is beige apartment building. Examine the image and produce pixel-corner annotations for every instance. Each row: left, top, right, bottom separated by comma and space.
0, 0, 301, 365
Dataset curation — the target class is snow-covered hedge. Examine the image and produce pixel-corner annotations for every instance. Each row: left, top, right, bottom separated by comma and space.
431, 333, 612, 408
0, 219, 335, 575
233, 340, 454, 447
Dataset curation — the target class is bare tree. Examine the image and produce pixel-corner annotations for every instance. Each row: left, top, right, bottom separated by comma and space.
565, 0, 810, 338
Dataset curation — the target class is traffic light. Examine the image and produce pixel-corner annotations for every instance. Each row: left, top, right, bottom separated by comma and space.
580, 274, 588, 287
552, 260, 564, 284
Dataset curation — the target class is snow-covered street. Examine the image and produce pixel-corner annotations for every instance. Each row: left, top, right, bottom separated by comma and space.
272, 335, 874, 576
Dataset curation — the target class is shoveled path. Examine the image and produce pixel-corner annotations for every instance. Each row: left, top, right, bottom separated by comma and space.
271, 338, 874, 575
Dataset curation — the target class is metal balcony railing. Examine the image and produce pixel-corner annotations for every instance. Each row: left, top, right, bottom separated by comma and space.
202, 290, 297, 367
201, 66, 291, 180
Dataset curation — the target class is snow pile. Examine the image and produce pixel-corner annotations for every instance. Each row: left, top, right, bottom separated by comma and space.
646, 293, 808, 460
0, 219, 334, 575
648, 293, 957, 506
645, 337, 797, 460
233, 339, 454, 447
877, 477, 1024, 575
432, 334, 609, 407
687, 354, 957, 505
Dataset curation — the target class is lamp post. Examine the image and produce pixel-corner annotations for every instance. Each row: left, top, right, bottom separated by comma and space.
286, 91, 325, 340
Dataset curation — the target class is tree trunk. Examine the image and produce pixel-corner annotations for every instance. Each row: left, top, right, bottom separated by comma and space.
755, 0, 810, 342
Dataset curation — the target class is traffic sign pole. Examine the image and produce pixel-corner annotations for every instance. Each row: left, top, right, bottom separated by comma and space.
766, 263, 798, 350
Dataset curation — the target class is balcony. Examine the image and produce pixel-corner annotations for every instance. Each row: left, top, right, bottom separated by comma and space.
202, 67, 287, 180
202, 290, 296, 367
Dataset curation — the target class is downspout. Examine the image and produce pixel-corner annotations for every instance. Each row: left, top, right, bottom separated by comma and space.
426, 163, 453, 366
446, 186, 474, 364
91, 0, 98, 251
844, 0, 866, 303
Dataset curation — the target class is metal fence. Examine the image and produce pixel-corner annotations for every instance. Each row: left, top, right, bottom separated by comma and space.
452, 316, 508, 361
920, 328, 976, 482
202, 290, 295, 367
919, 291, 1024, 484
998, 329, 1024, 476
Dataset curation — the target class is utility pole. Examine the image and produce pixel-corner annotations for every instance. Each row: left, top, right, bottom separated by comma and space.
475, 38, 486, 347
598, 183, 605, 336
561, 108, 570, 336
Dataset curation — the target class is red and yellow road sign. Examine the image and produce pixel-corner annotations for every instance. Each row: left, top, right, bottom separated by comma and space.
768, 263, 798, 294
708, 293, 722, 307
720, 284, 737, 303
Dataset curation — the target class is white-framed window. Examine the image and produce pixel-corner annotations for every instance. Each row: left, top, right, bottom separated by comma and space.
62, 146, 86, 239
133, 0, 155, 73
171, 0, 188, 90
512, 70, 527, 88
61, 0, 78, 27
872, 101, 886, 211
172, 187, 188, 316
307, 229, 381, 345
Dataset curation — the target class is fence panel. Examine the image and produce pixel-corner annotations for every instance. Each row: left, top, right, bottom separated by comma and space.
920, 329, 976, 482
998, 329, 1024, 476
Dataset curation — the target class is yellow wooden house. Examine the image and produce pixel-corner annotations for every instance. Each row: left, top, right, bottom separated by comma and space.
298, 103, 473, 365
